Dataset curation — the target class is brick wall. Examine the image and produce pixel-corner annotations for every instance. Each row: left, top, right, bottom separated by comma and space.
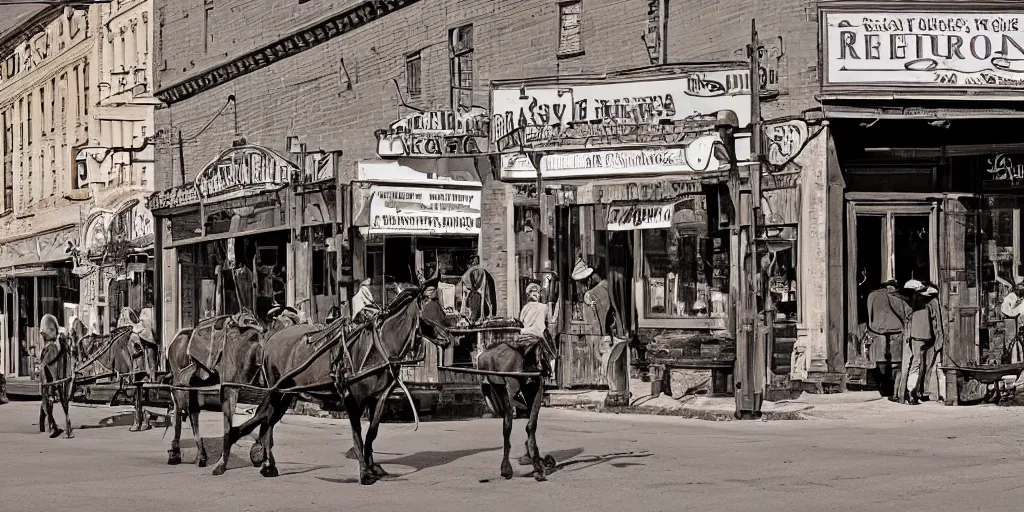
152, 0, 825, 314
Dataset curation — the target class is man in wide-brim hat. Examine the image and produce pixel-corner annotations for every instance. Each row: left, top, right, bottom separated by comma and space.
572, 256, 622, 337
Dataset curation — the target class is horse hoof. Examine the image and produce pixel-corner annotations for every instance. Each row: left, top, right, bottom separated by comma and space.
260, 465, 279, 478
49, 428, 63, 439
197, 459, 208, 468
65, 432, 74, 440
543, 455, 557, 470
533, 472, 548, 482
501, 462, 514, 480
211, 464, 226, 476
167, 455, 182, 466
371, 464, 389, 477
517, 454, 532, 466
250, 442, 265, 467
129, 425, 140, 433
360, 473, 378, 486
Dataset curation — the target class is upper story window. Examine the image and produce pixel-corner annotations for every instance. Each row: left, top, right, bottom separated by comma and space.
557, 1, 584, 57
406, 52, 422, 98
449, 24, 473, 109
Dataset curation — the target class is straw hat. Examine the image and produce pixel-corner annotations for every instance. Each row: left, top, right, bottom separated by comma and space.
571, 258, 594, 281
903, 279, 925, 292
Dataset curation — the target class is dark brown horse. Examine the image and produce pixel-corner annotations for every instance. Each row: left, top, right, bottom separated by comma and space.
37, 314, 82, 439
477, 340, 557, 482
75, 323, 145, 428
165, 310, 265, 468
214, 279, 454, 484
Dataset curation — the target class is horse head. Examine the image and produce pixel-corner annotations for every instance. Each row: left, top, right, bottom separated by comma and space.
229, 309, 266, 336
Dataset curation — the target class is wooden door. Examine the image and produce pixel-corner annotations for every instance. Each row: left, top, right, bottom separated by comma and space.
940, 197, 979, 369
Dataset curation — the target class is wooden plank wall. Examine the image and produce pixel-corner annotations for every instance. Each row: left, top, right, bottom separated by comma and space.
825, 133, 847, 372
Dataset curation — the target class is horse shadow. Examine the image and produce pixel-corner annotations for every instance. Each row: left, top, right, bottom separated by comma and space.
317, 446, 500, 483
77, 410, 172, 430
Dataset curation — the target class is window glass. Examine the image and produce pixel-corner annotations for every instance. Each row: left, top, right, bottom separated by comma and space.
641, 195, 729, 318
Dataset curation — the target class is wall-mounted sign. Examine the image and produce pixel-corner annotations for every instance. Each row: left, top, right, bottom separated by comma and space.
762, 119, 809, 166
83, 212, 113, 255
375, 107, 489, 158
148, 184, 200, 211
606, 202, 677, 231
985, 153, 1024, 182
194, 144, 296, 200
0, 9, 89, 87
82, 200, 155, 257
367, 186, 481, 235
823, 11, 1024, 88
491, 68, 752, 154
500, 133, 733, 180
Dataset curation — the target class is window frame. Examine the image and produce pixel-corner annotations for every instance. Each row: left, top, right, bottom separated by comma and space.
633, 193, 730, 330
556, 0, 585, 58
448, 24, 474, 109
406, 51, 422, 98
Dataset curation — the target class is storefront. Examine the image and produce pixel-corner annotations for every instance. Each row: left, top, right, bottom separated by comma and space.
490, 65, 761, 392
349, 160, 484, 383
819, 4, 1024, 401
150, 142, 334, 341
77, 199, 156, 336
0, 225, 81, 379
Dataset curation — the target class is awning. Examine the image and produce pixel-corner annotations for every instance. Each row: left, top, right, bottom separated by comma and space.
352, 182, 482, 236
0, 225, 78, 272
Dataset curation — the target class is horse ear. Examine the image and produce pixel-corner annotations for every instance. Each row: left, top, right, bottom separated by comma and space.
420, 274, 440, 294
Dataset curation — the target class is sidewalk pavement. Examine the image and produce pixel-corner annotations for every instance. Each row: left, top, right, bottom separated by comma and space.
544, 377, 1020, 421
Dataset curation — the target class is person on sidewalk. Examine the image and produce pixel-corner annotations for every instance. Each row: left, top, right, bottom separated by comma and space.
894, 279, 925, 404
917, 285, 946, 402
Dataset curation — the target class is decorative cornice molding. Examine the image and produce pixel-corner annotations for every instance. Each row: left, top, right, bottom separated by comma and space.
0, 6, 63, 58
154, 0, 422, 105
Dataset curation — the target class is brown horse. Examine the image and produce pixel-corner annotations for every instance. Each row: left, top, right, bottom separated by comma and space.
165, 310, 265, 468
214, 279, 454, 484
37, 314, 80, 439
477, 339, 557, 482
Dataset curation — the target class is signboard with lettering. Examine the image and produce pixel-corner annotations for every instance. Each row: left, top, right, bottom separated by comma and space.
983, 153, 1024, 183
500, 134, 733, 180
823, 10, 1024, 89
148, 184, 201, 211
375, 107, 489, 158
762, 119, 809, 167
490, 68, 753, 154
367, 186, 481, 235
194, 145, 296, 200
606, 202, 677, 231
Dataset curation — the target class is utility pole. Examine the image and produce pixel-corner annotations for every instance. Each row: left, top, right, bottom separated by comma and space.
735, 19, 765, 420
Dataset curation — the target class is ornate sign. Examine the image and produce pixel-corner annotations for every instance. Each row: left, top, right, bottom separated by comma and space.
606, 202, 677, 231
148, 184, 200, 211
367, 186, 481, 235
823, 10, 1024, 88
762, 119, 809, 167
194, 144, 296, 200
985, 153, 1024, 182
375, 107, 489, 158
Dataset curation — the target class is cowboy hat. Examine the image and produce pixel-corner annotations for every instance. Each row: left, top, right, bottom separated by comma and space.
571, 258, 594, 281
923, 287, 939, 297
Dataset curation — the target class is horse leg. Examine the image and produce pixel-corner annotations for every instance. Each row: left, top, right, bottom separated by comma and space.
344, 395, 374, 485
60, 380, 74, 439
517, 382, 535, 466
215, 390, 277, 475
41, 375, 62, 439
138, 383, 152, 430
525, 378, 547, 482
187, 390, 207, 467
258, 393, 293, 478
364, 381, 398, 478
167, 390, 185, 465
211, 387, 238, 475
499, 385, 515, 480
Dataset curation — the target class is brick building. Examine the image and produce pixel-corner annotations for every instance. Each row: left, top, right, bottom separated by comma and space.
147, 0, 837, 397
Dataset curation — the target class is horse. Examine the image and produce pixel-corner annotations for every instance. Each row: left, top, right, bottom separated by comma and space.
165, 310, 265, 468
37, 314, 80, 439
477, 336, 557, 482
213, 277, 455, 484
75, 321, 146, 429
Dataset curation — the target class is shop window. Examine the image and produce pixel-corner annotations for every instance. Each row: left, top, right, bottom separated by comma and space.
310, 225, 339, 323
406, 51, 422, 98
514, 205, 557, 312
640, 195, 729, 319
758, 225, 798, 322
449, 24, 473, 109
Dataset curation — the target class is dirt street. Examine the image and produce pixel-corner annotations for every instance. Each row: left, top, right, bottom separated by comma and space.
2, 399, 1024, 512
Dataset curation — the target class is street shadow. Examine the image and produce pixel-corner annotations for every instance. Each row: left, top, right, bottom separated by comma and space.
78, 411, 171, 430
317, 446, 500, 484
531, 450, 652, 477
277, 464, 333, 477
175, 438, 249, 470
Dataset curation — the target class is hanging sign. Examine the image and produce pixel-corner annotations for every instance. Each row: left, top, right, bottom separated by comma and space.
367, 186, 481, 235
823, 10, 1024, 88
605, 202, 677, 231
194, 144, 296, 200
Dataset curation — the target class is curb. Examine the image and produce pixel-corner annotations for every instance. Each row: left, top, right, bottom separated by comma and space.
547, 403, 810, 421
